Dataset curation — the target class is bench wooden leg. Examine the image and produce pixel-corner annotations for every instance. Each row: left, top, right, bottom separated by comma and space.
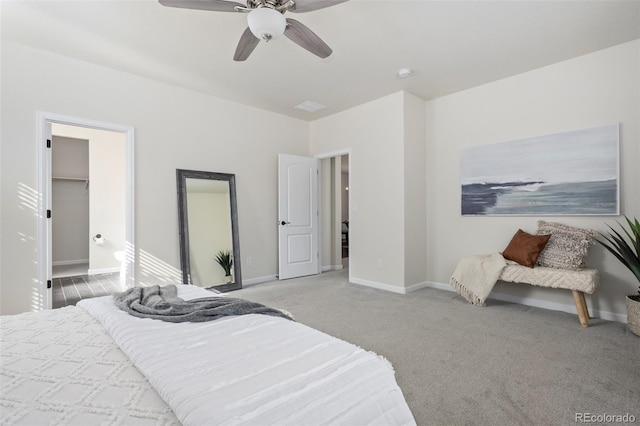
572, 290, 590, 327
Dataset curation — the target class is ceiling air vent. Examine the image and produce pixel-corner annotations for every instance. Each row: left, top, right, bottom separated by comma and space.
294, 100, 327, 113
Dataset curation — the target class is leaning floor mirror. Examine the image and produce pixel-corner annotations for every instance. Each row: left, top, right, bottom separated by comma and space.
176, 169, 242, 292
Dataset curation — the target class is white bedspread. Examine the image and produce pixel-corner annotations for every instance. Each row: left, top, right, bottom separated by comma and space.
78, 285, 416, 426
0, 306, 179, 425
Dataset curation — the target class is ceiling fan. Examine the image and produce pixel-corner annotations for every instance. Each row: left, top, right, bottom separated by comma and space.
158, 0, 348, 61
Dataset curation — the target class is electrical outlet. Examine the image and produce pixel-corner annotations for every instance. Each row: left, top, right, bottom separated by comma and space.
246, 257, 252, 266
376, 259, 383, 269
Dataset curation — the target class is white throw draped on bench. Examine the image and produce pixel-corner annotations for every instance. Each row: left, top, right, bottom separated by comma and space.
449, 253, 507, 306
450, 253, 599, 327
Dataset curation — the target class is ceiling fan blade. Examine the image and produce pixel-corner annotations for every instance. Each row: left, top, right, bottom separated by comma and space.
288, 0, 349, 13
234, 27, 260, 61
284, 18, 332, 58
158, 0, 245, 12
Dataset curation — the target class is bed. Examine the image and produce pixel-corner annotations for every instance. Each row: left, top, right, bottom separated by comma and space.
1, 285, 416, 425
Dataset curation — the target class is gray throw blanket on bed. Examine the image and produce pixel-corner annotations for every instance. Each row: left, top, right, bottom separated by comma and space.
113, 285, 293, 323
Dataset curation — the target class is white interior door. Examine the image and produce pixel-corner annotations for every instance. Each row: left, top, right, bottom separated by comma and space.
278, 154, 320, 280
42, 120, 54, 309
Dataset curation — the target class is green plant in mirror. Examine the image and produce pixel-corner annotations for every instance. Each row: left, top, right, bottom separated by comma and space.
214, 250, 233, 277
598, 216, 640, 299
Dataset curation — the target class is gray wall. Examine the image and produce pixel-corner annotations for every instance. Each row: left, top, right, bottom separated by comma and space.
51, 136, 89, 264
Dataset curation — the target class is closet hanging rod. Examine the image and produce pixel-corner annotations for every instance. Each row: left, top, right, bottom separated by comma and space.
52, 176, 89, 182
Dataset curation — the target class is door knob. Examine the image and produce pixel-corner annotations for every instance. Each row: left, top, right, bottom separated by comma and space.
280, 220, 290, 225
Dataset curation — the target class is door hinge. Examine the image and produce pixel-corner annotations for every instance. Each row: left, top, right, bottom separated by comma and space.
47, 280, 52, 289
47, 209, 52, 219
46, 139, 51, 148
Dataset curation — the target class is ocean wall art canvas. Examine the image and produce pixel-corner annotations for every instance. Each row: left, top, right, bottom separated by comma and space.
460, 124, 619, 216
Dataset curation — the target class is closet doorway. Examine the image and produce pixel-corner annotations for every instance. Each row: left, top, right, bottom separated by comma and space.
37, 112, 135, 311
51, 134, 90, 278
51, 124, 127, 308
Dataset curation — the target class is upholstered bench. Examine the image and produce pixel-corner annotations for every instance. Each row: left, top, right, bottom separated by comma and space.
451, 221, 601, 327
498, 263, 599, 327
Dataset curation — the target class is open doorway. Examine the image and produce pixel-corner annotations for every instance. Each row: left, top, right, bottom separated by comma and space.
50, 125, 126, 308
340, 156, 349, 269
318, 151, 350, 274
51, 134, 90, 279
37, 112, 135, 310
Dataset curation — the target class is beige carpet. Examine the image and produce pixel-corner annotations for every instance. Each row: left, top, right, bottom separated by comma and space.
235, 269, 639, 426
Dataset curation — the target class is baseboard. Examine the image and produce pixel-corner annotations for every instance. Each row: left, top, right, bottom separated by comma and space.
53, 259, 88, 266
243, 269, 345, 287
88, 266, 120, 275
349, 277, 429, 295
596, 309, 627, 324
242, 274, 278, 287
322, 264, 344, 272
405, 281, 429, 293
244, 273, 422, 295
425, 281, 453, 292
350, 277, 410, 294
424, 280, 627, 324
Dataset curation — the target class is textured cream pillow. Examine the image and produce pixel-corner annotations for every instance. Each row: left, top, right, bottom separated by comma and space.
535, 220, 597, 270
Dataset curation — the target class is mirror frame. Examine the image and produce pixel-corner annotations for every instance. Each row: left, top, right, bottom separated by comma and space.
176, 169, 242, 291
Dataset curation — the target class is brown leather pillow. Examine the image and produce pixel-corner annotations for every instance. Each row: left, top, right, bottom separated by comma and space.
502, 229, 551, 268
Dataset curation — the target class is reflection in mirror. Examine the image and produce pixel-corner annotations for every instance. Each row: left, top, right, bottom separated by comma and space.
177, 169, 241, 292
186, 179, 232, 286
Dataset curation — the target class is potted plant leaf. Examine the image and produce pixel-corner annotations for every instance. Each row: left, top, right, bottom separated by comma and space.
597, 216, 640, 336
214, 250, 233, 283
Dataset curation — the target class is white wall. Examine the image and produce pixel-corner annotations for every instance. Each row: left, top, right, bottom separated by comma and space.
311, 93, 405, 290
0, 40, 308, 315
88, 127, 126, 273
403, 93, 427, 287
310, 92, 421, 292
425, 40, 640, 320
2, 36, 637, 321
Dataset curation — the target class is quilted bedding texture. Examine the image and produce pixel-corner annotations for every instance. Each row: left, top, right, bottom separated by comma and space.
0, 306, 179, 426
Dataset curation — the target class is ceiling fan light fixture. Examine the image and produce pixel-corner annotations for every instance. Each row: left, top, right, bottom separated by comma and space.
247, 7, 286, 41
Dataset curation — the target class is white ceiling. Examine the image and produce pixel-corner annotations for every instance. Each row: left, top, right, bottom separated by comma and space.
2, 0, 639, 121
